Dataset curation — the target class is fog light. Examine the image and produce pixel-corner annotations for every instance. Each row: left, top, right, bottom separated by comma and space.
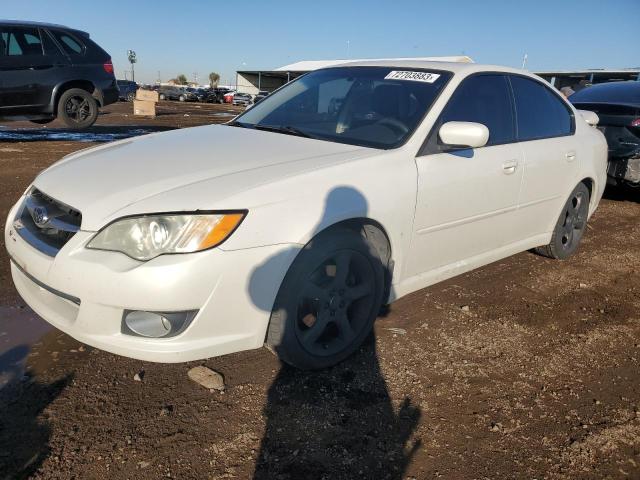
122, 310, 197, 338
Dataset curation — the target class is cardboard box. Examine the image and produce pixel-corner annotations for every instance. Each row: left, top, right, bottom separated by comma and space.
136, 89, 159, 102
133, 99, 156, 117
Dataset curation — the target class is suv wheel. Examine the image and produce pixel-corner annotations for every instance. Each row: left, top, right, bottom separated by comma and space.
159, 93, 166, 100
179, 95, 186, 102
126, 91, 136, 102
266, 227, 386, 370
57, 88, 98, 129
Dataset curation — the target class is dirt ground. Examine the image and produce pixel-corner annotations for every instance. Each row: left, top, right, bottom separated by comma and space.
0, 101, 639, 480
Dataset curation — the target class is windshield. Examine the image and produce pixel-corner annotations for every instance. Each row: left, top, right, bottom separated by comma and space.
233, 66, 452, 149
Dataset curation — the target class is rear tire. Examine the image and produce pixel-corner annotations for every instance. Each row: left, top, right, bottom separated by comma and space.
536, 182, 590, 259
266, 227, 386, 370
159, 93, 166, 100
126, 91, 136, 102
179, 95, 186, 102
57, 88, 98, 129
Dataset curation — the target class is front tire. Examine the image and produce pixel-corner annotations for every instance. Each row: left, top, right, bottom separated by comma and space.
159, 93, 166, 100
536, 182, 590, 259
179, 95, 186, 102
57, 88, 98, 129
266, 227, 386, 370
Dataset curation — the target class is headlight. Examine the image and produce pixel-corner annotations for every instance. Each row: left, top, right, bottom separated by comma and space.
87, 212, 246, 261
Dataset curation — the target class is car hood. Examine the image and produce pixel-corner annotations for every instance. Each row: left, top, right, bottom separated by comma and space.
33, 124, 375, 231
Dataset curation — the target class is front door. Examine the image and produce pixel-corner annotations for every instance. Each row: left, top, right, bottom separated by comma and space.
407, 74, 523, 279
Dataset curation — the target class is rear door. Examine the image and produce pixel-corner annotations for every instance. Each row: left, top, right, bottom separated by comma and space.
507, 75, 578, 238
0, 26, 68, 111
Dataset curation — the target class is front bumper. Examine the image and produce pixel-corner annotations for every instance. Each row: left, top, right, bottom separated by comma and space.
5, 200, 299, 363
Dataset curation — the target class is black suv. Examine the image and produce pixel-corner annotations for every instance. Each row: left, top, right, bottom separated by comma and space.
0, 20, 118, 128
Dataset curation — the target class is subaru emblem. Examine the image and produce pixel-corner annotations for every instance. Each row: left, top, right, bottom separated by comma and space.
32, 206, 49, 227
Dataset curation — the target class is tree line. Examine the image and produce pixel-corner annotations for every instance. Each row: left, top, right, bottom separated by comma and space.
168, 72, 220, 86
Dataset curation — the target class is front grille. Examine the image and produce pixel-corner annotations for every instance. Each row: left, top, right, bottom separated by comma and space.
13, 188, 82, 257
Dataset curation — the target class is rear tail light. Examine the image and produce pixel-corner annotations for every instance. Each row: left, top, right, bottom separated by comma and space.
631, 118, 640, 127
103, 60, 114, 74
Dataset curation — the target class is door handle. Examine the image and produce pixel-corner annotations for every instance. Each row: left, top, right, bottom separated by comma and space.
502, 160, 518, 175
566, 151, 576, 162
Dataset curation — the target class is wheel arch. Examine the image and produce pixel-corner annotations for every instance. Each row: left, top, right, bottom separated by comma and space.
579, 176, 596, 214
52, 80, 100, 110
307, 217, 394, 303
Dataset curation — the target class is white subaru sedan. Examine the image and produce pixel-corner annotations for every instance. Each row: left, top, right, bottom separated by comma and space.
5, 60, 607, 369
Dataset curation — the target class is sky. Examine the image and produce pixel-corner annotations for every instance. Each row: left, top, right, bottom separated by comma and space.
2, 0, 638, 85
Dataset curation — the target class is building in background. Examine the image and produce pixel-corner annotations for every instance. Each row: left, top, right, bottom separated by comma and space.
236, 58, 639, 95
235, 56, 473, 94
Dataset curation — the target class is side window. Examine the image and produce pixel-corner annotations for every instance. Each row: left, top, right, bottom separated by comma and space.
51, 30, 84, 55
439, 74, 515, 146
0, 27, 44, 56
510, 76, 573, 141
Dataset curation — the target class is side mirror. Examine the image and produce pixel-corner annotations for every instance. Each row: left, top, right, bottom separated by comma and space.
439, 121, 489, 149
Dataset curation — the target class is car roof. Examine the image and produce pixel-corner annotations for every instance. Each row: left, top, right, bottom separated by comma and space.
0, 19, 89, 36
325, 59, 532, 77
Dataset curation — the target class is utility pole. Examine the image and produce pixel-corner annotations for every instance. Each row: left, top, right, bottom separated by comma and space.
127, 50, 137, 82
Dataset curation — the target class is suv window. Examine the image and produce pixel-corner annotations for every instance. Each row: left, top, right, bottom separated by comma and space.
41, 29, 61, 56
439, 74, 515, 146
50, 30, 84, 55
510, 75, 573, 141
0, 27, 44, 56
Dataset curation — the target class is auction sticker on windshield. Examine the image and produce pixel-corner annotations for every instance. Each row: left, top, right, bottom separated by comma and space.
384, 71, 441, 83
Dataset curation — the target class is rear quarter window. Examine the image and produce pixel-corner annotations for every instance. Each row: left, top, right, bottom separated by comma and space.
50, 30, 85, 55
510, 75, 574, 141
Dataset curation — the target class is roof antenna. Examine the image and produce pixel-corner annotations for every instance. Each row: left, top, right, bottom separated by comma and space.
521, 53, 528, 70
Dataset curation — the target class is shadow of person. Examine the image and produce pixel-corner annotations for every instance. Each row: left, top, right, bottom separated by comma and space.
249, 186, 421, 479
0, 347, 72, 480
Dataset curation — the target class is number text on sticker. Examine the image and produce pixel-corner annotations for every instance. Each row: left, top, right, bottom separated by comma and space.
384, 71, 441, 83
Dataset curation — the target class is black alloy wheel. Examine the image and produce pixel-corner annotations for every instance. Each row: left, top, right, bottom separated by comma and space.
266, 227, 386, 369
57, 88, 98, 129
536, 182, 590, 259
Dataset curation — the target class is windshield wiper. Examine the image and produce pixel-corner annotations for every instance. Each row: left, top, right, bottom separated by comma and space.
254, 124, 316, 139
227, 120, 251, 128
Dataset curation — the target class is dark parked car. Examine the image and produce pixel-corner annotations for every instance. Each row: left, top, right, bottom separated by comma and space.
253, 90, 270, 105
0, 20, 118, 129
232, 92, 252, 106
116, 79, 138, 102
570, 81, 640, 186
158, 86, 197, 102
204, 87, 230, 104
193, 88, 210, 102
